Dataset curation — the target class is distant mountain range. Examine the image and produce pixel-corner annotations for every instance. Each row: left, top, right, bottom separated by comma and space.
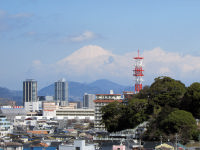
0, 87, 22, 105
0, 79, 133, 105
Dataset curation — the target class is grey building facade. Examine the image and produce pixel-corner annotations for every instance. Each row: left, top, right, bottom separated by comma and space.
83, 93, 95, 109
55, 78, 68, 106
23, 79, 39, 111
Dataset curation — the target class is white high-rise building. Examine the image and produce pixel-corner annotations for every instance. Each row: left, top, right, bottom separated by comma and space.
83, 93, 95, 109
23, 79, 39, 112
55, 78, 68, 106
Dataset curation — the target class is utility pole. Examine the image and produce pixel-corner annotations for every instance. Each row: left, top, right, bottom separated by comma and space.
175, 133, 178, 150
160, 135, 163, 145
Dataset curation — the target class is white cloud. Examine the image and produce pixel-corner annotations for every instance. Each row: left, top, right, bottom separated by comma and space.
69, 31, 96, 42
29, 45, 200, 86
159, 67, 171, 74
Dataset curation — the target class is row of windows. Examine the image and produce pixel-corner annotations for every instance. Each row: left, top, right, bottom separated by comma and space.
0, 118, 6, 121
0, 123, 10, 125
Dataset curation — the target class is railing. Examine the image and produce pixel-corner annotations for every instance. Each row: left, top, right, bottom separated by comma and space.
93, 137, 125, 141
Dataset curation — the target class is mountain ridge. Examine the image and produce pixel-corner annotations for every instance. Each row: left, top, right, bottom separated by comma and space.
0, 79, 133, 104
38, 79, 133, 101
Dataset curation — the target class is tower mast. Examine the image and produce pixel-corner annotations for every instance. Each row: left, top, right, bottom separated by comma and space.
133, 49, 144, 93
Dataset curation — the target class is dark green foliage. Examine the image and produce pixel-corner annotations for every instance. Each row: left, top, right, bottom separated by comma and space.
181, 82, 200, 118
160, 110, 196, 133
144, 108, 197, 143
101, 99, 149, 132
136, 85, 150, 99
156, 105, 178, 125
149, 76, 186, 107
160, 110, 197, 143
143, 106, 178, 141
101, 76, 200, 143
121, 99, 149, 130
101, 101, 124, 132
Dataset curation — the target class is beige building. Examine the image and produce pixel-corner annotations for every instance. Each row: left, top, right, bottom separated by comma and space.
94, 92, 122, 130
42, 101, 59, 117
42, 101, 94, 119
56, 108, 94, 120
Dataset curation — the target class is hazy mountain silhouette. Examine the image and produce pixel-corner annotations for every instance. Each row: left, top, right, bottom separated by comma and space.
38, 79, 133, 101
0, 79, 133, 104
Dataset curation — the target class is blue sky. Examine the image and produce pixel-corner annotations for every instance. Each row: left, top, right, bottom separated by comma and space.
0, 0, 200, 90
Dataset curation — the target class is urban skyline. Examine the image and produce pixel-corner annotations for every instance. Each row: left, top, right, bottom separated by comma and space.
0, 1, 200, 90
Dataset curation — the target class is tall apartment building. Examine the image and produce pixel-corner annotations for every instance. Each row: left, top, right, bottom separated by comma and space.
94, 91, 122, 130
23, 79, 39, 112
83, 93, 95, 109
55, 78, 68, 107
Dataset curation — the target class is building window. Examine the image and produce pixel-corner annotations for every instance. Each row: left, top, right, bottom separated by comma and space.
75, 147, 80, 150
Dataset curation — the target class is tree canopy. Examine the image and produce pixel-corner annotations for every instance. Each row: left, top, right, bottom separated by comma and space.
160, 110, 197, 143
181, 82, 200, 118
101, 99, 149, 132
101, 101, 123, 132
100, 76, 200, 143
149, 76, 186, 107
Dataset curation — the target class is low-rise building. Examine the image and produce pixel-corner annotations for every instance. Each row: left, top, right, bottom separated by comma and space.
59, 139, 95, 150
113, 144, 126, 150
0, 142, 23, 150
0, 107, 26, 122
56, 108, 94, 120
0, 115, 13, 137
42, 101, 59, 117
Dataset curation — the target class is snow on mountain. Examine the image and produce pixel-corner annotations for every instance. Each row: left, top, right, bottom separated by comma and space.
56, 45, 118, 79
29, 45, 133, 87
58, 45, 113, 64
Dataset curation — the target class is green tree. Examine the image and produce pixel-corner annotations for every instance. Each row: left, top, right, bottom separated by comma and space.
136, 85, 150, 99
144, 108, 198, 143
120, 98, 149, 130
101, 98, 149, 132
181, 82, 200, 118
101, 101, 123, 132
160, 110, 197, 143
149, 76, 186, 107
143, 106, 178, 141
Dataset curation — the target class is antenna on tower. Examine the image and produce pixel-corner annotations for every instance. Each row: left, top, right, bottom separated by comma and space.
133, 49, 144, 93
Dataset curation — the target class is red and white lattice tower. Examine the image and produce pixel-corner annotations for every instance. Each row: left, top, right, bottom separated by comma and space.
133, 49, 144, 93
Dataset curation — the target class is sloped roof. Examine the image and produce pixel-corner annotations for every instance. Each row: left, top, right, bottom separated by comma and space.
27, 130, 48, 134
0, 142, 23, 146
155, 143, 174, 150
